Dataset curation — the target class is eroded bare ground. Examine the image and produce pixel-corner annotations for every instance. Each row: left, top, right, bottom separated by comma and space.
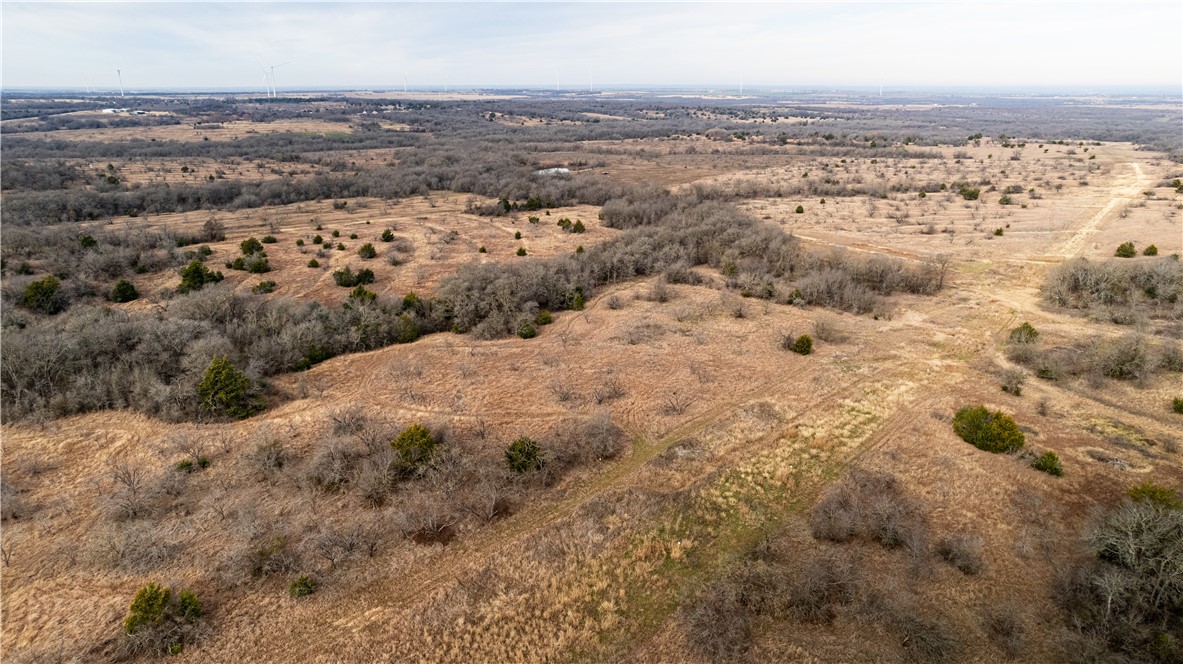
2, 118, 1182, 663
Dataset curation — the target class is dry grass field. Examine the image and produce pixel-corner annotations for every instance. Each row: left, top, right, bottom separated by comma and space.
2, 95, 1181, 663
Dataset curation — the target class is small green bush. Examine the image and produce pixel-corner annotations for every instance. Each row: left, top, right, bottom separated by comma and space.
795, 205, 805, 214
176, 590, 202, 621
478, 246, 487, 253
197, 356, 262, 419
261, 235, 277, 244
313, 234, 323, 244
506, 436, 542, 473
1032, 451, 1063, 476
1115, 242, 1137, 258
517, 247, 527, 256
391, 423, 438, 472
1144, 244, 1159, 256
21, 275, 68, 314
111, 280, 140, 303
358, 243, 377, 259
332, 229, 341, 238
252, 280, 277, 294
1008, 322, 1039, 344
332, 266, 375, 287
381, 229, 395, 242
124, 583, 171, 634
240, 237, 264, 255
1173, 397, 1183, 414
517, 321, 537, 339
296, 238, 305, 247
1127, 482, 1182, 509
347, 286, 376, 305
336, 243, 346, 251
514, 231, 522, 240
572, 220, 586, 233
959, 186, 980, 201
535, 310, 553, 325
177, 260, 223, 294
787, 334, 813, 355
993, 227, 1004, 236
246, 256, 271, 274
307, 259, 320, 268
999, 195, 1014, 205
952, 405, 1025, 453
290, 575, 317, 598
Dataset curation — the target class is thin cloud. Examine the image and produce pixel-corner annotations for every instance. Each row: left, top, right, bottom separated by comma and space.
2, 2, 1179, 89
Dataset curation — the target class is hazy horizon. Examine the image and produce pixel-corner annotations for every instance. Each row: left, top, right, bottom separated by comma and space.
3, 2, 1181, 91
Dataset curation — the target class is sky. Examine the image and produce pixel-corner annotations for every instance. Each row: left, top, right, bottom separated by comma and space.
2, 2, 1180, 91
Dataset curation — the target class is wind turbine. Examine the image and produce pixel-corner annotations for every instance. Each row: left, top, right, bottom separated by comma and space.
403, 74, 408, 93
116, 68, 125, 97
269, 62, 288, 97
255, 58, 273, 98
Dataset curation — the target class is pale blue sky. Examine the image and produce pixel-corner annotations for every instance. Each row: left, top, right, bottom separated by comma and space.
2, 2, 1180, 90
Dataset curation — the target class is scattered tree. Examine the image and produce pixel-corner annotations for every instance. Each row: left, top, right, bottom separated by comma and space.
177, 260, 223, 294
952, 405, 1024, 453
506, 436, 542, 473
197, 355, 263, 419
21, 275, 67, 314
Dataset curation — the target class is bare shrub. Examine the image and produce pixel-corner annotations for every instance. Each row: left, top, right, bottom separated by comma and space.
462, 465, 515, 524
395, 491, 460, 545
682, 576, 752, 662
645, 277, 673, 303
108, 458, 151, 519
239, 535, 299, 579
810, 470, 927, 551
243, 431, 289, 483
354, 451, 396, 506
983, 606, 1025, 660
1000, 367, 1027, 396
329, 406, 369, 436
548, 411, 626, 475
309, 522, 382, 568
1, 478, 25, 521
579, 411, 626, 461
661, 389, 695, 416
305, 439, 362, 491
812, 315, 847, 343
592, 373, 626, 404
935, 533, 984, 575
547, 380, 578, 403
1053, 501, 1183, 661
893, 612, 960, 664
163, 433, 207, 466
789, 548, 864, 623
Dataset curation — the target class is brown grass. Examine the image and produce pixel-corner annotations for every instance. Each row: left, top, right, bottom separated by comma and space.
3, 138, 1182, 663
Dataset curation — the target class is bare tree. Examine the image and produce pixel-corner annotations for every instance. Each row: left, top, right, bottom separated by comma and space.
109, 457, 149, 518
